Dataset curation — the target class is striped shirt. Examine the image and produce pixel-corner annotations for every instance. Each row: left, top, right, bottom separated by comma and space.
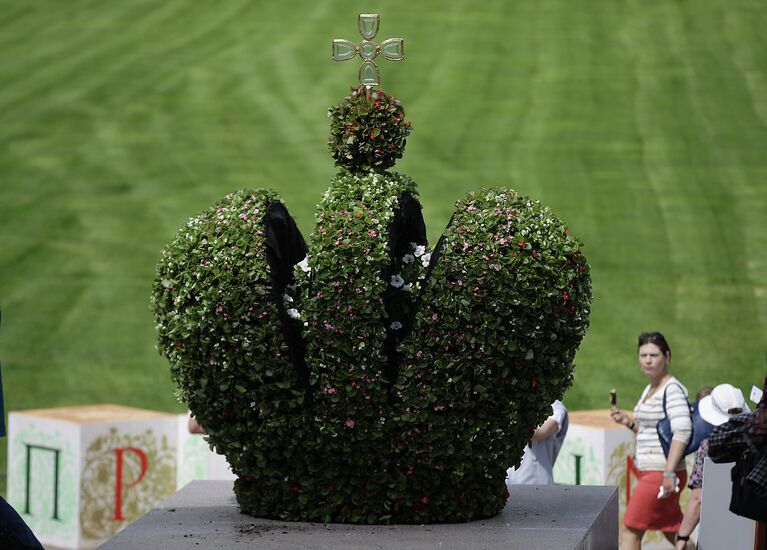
633, 376, 692, 471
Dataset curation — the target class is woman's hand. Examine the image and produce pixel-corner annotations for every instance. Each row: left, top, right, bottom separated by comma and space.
659, 474, 676, 499
610, 409, 631, 427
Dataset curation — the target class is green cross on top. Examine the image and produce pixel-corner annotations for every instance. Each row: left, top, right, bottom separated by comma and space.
331, 14, 405, 87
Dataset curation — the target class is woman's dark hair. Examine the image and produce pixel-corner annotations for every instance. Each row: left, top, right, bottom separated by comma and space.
638, 332, 671, 356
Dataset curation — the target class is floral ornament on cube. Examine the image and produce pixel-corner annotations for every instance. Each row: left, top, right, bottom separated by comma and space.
151, 14, 591, 524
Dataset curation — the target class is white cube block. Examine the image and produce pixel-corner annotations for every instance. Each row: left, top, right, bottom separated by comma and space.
7, 404, 178, 549
554, 409, 634, 486
175, 414, 235, 490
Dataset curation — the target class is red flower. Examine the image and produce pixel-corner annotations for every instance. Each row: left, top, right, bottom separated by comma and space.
517, 241, 526, 247
420, 496, 429, 505
291, 484, 300, 492
370, 132, 376, 139
562, 291, 569, 301
503, 489, 510, 499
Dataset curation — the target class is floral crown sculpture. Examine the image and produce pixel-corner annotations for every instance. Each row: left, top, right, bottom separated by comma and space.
152, 14, 591, 524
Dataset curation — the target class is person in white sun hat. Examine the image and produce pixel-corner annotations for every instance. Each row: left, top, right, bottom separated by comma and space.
675, 383, 750, 550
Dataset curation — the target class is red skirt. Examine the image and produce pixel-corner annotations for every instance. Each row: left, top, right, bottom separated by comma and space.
623, 470, 688, 532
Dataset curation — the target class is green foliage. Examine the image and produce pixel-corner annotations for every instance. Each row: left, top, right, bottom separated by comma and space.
327, 86, 412, 173
151, 189, 310, 507
393, 189, 591, 520
151, 176, 591, 523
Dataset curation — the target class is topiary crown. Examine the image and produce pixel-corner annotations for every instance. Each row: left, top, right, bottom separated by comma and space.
152, 13, 591, 524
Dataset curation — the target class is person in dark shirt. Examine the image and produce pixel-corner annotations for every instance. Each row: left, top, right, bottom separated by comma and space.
708, 376, 767, 549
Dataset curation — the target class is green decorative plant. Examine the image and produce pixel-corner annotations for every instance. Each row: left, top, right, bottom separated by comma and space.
328, 85, 411, 172
152, 84, 591, 524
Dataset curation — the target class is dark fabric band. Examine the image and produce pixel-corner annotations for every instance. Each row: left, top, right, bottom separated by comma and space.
263, 201, 310, 391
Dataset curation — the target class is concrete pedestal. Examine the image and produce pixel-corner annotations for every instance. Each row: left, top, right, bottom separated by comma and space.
98, 481, 618, 549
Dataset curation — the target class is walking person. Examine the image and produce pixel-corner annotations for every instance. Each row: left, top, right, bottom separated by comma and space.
708, 376, 767, 549
610, 332, 692, 549
674, 383, 750, 549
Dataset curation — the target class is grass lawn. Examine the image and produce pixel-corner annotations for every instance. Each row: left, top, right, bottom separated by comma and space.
1, 0, 767, 490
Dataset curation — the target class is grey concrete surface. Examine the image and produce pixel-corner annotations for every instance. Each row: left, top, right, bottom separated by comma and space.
98, 481, 618, 550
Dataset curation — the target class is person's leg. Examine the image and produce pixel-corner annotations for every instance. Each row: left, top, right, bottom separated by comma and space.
621, 524, 644, 550
0, 496, 44, 549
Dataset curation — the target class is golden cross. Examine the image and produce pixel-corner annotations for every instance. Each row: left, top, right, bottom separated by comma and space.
331, 14, 404, 87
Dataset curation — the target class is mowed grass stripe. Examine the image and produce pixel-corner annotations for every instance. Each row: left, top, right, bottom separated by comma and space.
0, 1, 181, 114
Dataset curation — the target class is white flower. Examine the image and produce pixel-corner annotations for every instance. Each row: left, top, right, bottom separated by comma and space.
297, 256, 311, 273
402, 254, 414, 264
413, 244, 426, 257
420, 252, 431, 268
283, 294, 293, 303
287, 308, 301, 320
390, 321, 403, 330
390, 274, 405, 288
403, 283, 412, 291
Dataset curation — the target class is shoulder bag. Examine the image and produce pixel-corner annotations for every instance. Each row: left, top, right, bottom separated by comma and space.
657, 382, 712, 457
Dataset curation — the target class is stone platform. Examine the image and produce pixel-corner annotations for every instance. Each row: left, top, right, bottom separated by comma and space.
98, 481, 618, 549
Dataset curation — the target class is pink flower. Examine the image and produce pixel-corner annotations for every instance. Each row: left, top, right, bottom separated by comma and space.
368, 229, 378, 238
344, 419, 355, 429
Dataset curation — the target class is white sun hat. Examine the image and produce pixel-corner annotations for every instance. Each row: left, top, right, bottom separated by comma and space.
698, 383, 750, 426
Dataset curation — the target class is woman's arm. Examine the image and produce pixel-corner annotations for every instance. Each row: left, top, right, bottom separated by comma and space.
661, 439, 686, 498
675, 487, 701, 549
661, 384, 692, 497
666, 383, 692, 446
531, 418, 559, 441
